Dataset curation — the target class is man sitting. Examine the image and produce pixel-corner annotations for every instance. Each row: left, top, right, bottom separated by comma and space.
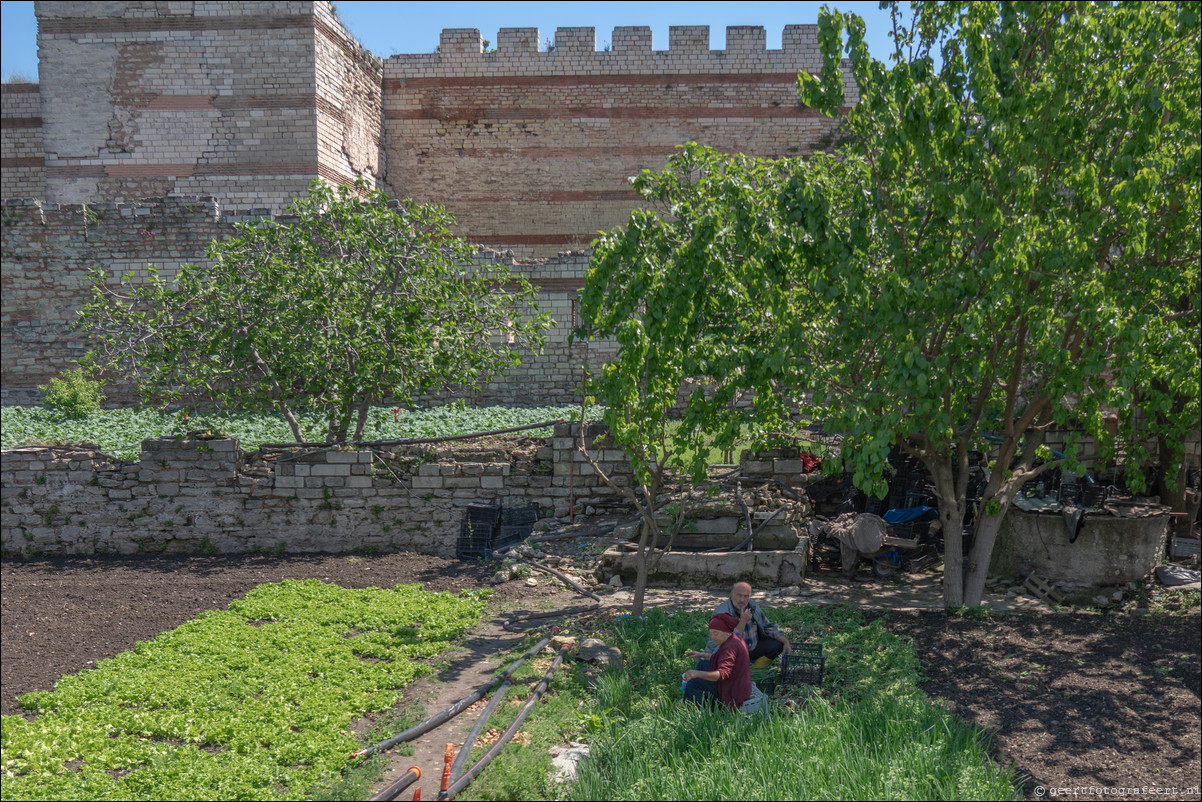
682, 613, 751, 710
695, 581, 792, 668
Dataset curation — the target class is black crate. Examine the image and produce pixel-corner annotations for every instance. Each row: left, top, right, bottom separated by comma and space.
780, 644, 825, 688
501, 503, 541, 526
459, 518, 495, 542
889, 519, 932, 540
1081, 483, 1107, 509
456, 543, 493, 560
493, 523, 532, 550
466, 504, 502, 526
457, 523, 494, 560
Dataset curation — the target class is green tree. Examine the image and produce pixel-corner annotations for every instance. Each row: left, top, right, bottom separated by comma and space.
80, 180, 550, 443
787, 1, 1200, 607
575, 145, 796, 615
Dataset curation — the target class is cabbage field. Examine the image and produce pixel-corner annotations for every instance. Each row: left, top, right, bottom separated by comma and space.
0, 404, 589, 461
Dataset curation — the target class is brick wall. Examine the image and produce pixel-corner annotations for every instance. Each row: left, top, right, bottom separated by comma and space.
383, 25, 855, 257
313, 2, 383, 190
1, 83, 44, 200
0, 423, 630, 557
32, 1, 357, 212
0, 196, 613, 406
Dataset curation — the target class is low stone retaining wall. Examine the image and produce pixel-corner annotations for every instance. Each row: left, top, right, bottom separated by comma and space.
989, 509, 1170, 585
599, 545, 809, 588
0, 423, 631, 558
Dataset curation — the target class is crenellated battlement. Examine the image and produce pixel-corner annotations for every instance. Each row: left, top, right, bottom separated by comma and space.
387, 25, 841, 82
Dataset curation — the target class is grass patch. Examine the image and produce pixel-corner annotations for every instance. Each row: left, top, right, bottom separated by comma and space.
0, 580, 488, 801
459, 605, 1018, 801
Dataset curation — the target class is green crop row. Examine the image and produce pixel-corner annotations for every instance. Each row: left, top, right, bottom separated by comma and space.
0, 580, 489, 801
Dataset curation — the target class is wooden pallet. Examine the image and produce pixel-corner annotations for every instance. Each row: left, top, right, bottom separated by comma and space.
1024, 573, 1066, 606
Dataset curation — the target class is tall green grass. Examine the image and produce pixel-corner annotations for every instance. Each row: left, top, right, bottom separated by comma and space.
0, 580, 489, 801
553, 606, 1018, 802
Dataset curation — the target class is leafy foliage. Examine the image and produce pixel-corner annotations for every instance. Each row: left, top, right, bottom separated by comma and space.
575, 144, 799, 613
0, 580, 487, 801
78, 179, 550, 444
37, 368, 104, 418
1, 404, 584, 461
580, 3, 1199, 609
787, 1, 1200, 606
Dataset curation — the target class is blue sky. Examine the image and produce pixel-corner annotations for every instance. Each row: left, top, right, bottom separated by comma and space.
1, 1, 908, 81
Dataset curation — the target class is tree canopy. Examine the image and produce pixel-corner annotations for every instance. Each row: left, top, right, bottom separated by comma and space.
789, 0, 1200, 606
577, 1, 1199, 608
80, 180, 549, 443
575, 145, 801, 613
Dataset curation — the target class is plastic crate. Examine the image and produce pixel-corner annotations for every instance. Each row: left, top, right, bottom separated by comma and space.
456, 523, 494, 560
501, 503, 541, 526
465, 504, 502, 526
751, 668, 776, 696
459, 518, 495, 541
889, 519, 931, 540
493, 523, 532, 550
1080, 483, 1107, 509
779, 644, 825, 688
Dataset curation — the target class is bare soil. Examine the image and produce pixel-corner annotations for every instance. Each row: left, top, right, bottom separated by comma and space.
2, 552, 1199, 801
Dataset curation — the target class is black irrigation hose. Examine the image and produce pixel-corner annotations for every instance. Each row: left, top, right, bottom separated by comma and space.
447, 671, 515, 784
369, 766, 421, 802
437, 644, 571, 801
351, 632, 554, 760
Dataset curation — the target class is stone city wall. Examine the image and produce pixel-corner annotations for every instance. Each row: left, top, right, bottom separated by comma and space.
384, 24, 854, 257
0, 195, 614, 406
32, 1, 378, 213
0, 423, 631, 558
0, 84, 43, 200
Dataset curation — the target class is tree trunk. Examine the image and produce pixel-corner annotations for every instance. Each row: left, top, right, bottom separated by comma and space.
929, 461, 967, 608
1156, 432, 1189, 514
632, 518, 652, 616
353, 398, 372, 441
965, 506, 1007, 608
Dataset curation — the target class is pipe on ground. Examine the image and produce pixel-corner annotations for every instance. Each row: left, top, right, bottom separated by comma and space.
369, 766, 420, 802
436, 644, 570, 801
351, 632, 553, 759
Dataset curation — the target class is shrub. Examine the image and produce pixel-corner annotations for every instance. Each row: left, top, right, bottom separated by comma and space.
38, 368, 104, 417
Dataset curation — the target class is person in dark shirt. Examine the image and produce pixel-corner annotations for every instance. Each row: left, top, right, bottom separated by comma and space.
681, 612, 752, 710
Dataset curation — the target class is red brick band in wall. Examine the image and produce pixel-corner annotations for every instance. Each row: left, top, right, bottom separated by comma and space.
0, 117, 42, 128
385, 105, 830, 121
455, 190, 641, 203
96, 94, 320, 111
384, 73, 811, 91
413, 145, 679, 160
482, 234, 602, 246
38, 15, 316, 35
2, 158, 46, 168
45, 162, 318, 179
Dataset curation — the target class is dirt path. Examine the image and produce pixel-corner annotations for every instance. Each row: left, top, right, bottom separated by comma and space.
3, 552, 1198, 801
